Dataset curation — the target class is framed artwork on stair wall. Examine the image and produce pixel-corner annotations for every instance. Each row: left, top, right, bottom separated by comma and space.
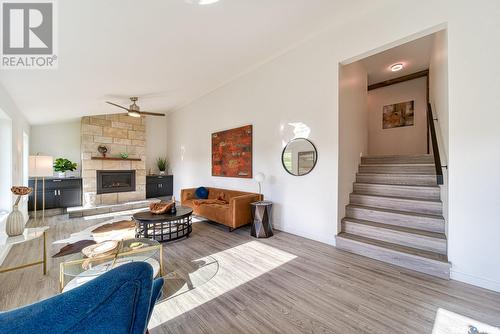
211, 125, 253, 178
382, 100, 414, 129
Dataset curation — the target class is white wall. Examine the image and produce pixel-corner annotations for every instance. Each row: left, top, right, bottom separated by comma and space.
367, 77, 427, 155
145, 116, 168, 174
167, 32, 338, 245
429, 29, 449, 232
169, 1, 500, 291
30, 120, 81, 170
429, 29, 449, 159
0, 114, 12, 213
338, 62, 368, 226
0, 84, 30, 207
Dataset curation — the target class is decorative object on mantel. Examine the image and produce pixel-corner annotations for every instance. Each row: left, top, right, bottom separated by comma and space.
212, 124, 252, 178
29, 155, 53, 222
119, 152, 129, 159
157, 157, 168, 175
149, 200, 174, 215
53, 158, 77, 178
98, 145, 108, 157
6, 186, 32, 236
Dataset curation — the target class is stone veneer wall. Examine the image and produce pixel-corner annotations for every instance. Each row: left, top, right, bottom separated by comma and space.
81, 114, 146, 206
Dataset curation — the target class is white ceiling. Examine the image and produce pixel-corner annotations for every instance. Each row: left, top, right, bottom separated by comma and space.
1, 0, 360, 124
360, 34, 434, 85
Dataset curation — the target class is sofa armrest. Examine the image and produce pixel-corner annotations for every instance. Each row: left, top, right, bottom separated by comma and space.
181, 188, 197, 203
230, 193, 263, 227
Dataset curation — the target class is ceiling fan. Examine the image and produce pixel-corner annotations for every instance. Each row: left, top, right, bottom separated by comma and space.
105, 97, 165, 117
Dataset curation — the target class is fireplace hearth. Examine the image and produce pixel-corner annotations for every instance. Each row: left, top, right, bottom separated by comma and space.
96, 170, 136, 194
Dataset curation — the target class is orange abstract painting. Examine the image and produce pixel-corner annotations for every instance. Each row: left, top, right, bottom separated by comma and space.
212, 125, 252, 178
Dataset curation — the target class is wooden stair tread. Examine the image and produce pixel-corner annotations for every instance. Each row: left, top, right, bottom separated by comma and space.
346, 204, 444, 220
353, 182, 439, 189
337, 233, 448, 263
350, 193, 442, 204
342, 217, 446, 239
359, 163, 435, 167
356, 173, 438, 180
363, 154, 432, 158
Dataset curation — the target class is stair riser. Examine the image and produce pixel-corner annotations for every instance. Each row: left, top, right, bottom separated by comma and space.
362, 156, 434, 165
342, 221, 447, 254
346, 206, 445, 233
356, 174, 437, 186
335, 236, 450, 279
359, 165, 435, 175
350, 194, 442, 215
353, 183, 440, 200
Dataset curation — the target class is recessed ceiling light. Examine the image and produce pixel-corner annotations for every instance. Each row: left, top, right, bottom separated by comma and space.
390, 63, 404, 72
186, 0, 220, 5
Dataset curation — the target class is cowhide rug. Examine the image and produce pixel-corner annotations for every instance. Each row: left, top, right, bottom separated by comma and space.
52, 219, 136, 258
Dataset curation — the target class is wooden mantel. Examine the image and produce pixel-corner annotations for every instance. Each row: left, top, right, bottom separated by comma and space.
91, 156, 142, 161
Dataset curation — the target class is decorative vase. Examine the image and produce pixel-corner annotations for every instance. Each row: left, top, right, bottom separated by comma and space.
57, 171, 66, 178
6, 205, 25, 237
159, 171, 165, 175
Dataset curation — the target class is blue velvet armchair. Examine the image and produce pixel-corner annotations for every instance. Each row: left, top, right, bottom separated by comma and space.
0, 262, 164, 334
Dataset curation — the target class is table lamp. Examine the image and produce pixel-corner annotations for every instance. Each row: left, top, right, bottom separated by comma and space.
29, 155, 53, 221
255, 172, 265, 195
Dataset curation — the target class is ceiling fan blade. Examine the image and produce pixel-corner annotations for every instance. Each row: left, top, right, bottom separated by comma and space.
139, 111, 166, 117
106, 101, 130, 112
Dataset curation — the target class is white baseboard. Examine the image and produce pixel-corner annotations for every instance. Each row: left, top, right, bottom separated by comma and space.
451, 269, 500, 293
273, 224, 336, 246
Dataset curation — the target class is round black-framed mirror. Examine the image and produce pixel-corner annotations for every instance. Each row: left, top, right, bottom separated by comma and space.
281, 138, 318, 176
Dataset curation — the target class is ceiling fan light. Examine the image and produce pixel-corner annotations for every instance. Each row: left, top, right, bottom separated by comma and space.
128, 111, 141, 118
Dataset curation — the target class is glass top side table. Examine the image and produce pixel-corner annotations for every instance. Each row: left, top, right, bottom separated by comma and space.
60, 238, 163, 292
0, 227, 49, 275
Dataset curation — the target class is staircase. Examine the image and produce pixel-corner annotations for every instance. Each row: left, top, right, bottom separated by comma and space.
336, 154, 450, 279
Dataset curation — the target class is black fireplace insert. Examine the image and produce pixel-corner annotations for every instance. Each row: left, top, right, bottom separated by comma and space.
96, 170, 136, 194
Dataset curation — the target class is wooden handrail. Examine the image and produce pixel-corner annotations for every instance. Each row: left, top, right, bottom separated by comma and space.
427, 103, 444, 185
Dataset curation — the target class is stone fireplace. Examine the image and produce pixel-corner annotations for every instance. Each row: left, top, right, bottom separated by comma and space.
81, 114, 146, 206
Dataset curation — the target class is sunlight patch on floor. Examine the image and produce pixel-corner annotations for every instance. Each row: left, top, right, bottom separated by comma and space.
149, 240, 297, 328
432, 308, 500, 334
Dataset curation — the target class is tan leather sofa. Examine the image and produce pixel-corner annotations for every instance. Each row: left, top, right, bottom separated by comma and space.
181, 187, 262, 231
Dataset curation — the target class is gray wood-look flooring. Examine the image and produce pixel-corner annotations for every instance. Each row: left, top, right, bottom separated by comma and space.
1, 213, 500, 333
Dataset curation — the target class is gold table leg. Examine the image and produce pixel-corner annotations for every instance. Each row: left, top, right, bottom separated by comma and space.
159, 244, 164, 277
43, 230, 47, 275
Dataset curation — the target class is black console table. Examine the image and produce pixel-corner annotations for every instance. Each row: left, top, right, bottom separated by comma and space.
28, 178, 82, 211
146, 175, 173, 198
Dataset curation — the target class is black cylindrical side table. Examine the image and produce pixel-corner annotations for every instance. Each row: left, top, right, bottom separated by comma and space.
250, 201, 273, 238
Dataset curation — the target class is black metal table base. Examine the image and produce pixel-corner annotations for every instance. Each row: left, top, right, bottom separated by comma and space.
135, 215, 192, 242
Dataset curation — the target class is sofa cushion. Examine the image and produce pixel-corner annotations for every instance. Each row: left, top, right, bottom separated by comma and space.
195, 187, 209, 199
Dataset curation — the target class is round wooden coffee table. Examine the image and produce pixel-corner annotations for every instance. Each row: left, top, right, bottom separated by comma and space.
133, 206, 193, 242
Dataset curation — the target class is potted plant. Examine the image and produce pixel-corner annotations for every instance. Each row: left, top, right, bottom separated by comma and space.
53, 158, 77, 178
157, 157, 168, 175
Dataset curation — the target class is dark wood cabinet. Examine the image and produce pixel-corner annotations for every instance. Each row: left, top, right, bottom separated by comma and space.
146, 175, 173, 198
28, 178, 82, 210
